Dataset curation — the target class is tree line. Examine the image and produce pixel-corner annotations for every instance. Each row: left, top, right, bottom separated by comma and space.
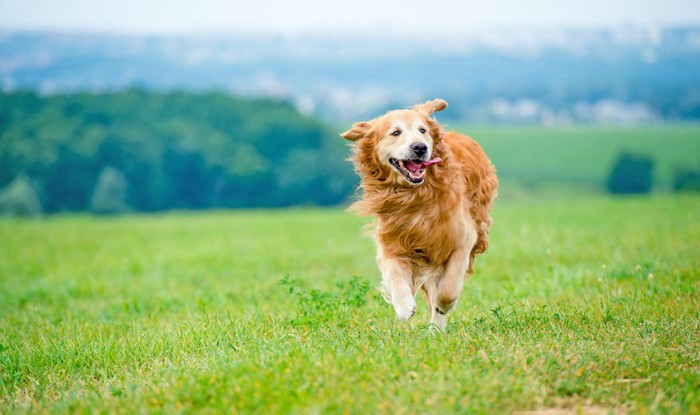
0, 90, 357, 214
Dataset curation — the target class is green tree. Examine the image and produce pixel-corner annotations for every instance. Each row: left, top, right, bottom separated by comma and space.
606, 152, 654, 194
0, 174, 42, 216
673, 166, 700, 192
90, 167, 130, 214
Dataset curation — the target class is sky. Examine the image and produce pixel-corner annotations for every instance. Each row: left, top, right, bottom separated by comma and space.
1, 0, 700, 35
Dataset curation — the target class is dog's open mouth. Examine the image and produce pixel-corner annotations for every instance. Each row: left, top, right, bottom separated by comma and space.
389, 157, 442, 184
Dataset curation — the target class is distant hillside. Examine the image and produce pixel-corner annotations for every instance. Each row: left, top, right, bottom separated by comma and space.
2, 90, 698, 215
1, 26, 699, 123
0, 91, 354, 212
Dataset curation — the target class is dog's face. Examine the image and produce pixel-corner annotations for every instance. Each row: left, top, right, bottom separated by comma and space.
341, 99, 447, 186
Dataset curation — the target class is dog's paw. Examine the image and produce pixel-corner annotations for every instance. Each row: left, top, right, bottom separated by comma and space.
430, 313, 447, 331
392, 295, 416, 320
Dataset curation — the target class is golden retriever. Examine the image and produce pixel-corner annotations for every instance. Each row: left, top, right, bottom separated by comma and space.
341, 99, 498, 329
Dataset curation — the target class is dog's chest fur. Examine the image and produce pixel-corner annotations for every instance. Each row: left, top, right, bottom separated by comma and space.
375, 191, 474, 267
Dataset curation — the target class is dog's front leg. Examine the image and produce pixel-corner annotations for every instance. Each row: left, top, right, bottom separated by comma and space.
377, 255, 416, 320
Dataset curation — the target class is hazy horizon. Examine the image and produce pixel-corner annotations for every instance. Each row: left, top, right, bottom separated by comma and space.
2, 0, 700, 36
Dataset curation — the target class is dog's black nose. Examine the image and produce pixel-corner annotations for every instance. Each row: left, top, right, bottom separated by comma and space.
411, 142, 428, 157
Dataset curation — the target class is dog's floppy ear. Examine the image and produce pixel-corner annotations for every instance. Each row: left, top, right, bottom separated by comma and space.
340, 121, 372, 141
414, 99, 448, 116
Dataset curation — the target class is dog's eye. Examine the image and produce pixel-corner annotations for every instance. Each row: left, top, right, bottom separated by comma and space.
419, 127, 427, 134
391, 130, 401, 137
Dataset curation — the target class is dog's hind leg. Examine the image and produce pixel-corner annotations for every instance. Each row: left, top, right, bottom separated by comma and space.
437, 249, 470, 311
433, 231, 476, 330
422, 275, 447, 330
377, 254, 416, 320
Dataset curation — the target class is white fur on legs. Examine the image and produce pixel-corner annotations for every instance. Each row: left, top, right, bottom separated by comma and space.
377, 254, 416, 320
430, 310, 447, 330
392, 285, 416, 320
423, 276, 448, 330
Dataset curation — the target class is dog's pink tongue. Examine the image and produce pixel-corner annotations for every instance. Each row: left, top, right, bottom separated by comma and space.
421, 157, 442, 168
405, 157, 442, 173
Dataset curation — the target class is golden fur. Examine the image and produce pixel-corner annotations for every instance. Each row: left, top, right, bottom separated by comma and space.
341, 99, 497, 329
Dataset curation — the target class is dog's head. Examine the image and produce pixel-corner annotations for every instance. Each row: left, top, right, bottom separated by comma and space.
341, 99, 448, 186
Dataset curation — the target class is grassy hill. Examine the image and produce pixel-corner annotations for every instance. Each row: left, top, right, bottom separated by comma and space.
463, 124, 700, 195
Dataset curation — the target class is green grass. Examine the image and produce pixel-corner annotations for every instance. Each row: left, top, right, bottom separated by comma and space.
1, 196, 699, 414
462, 125, 700, 193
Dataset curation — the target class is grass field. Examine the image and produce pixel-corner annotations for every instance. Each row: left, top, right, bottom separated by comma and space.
1, 196, 699, 414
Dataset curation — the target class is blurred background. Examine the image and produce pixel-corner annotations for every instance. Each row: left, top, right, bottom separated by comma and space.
1, 0, 699, 214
